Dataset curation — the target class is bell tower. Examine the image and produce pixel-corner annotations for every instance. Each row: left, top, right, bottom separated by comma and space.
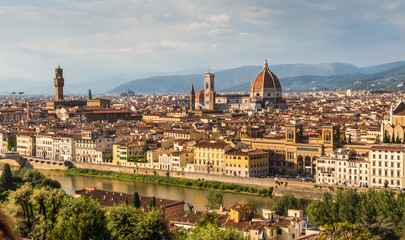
204, 73, 215, 108
285, 124, 303, 143
190, 84, 195, 111
54, 65, 64, 101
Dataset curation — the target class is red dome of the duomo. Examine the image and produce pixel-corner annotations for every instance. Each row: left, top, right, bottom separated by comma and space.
250, 58, 281, 91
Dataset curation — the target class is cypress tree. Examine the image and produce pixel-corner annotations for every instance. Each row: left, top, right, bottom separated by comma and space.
0, 163, 13, 190
396, 136, 401, 144
149, 196, 156, 209
391, 133, 395, 144
132, 192, 141, 208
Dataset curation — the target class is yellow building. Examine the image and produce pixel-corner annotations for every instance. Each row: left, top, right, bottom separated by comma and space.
225, 149, 269, 177
194, 141, 228, 174
229, 203, 255, 223
113, 140, 144, 166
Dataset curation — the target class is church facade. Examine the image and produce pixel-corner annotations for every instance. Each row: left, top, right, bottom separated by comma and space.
190, 59, 287, 111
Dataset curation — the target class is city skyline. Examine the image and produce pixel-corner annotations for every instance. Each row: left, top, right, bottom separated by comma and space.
0, 0, 404, 83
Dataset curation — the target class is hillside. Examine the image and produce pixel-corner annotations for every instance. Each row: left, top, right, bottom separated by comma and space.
108, 61, 405, 94
223, 64, 405, 93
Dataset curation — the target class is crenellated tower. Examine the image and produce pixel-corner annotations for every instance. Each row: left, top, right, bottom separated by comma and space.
54, 65, 64, 101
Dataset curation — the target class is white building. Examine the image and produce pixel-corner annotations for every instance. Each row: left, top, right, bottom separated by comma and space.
369, 144, 405, 189
35, 134, 54, 159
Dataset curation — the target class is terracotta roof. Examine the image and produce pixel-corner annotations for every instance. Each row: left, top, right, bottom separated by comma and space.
370, 144, 405, 151
74, 188, 184, 209
250, 60, 281, 91
196, 90, 204, 101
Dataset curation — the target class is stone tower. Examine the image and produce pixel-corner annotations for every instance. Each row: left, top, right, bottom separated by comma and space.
54, 65, 64, 101
204, 73, 215, 108
190, 84, 195, 111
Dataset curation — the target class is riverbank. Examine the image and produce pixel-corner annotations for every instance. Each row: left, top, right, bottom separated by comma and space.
57, 168, 274, 197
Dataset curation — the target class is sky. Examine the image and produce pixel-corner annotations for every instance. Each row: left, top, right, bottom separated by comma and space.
0, 0, 404, 83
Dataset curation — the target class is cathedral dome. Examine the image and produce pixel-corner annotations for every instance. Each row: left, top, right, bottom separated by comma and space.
196, 89, 204, 102
250, 58, 281, 92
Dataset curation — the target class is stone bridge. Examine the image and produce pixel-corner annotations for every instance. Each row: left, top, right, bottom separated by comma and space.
22, 157, 70, 170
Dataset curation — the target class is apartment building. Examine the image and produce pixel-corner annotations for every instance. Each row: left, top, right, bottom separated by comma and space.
369, 144, 405, 189
316, 149, 369, 187
193, 141, 229, 174
36, 134, 54, 159
16, 133, 36, 156
224, 149, 269, 177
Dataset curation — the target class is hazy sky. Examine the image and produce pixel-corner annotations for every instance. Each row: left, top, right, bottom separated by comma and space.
1, 0, 404, 82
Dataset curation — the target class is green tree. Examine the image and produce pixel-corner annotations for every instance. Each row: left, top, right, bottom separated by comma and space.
132, 192, 141, 208
149, 196, 157, 209
107, 204, 143, 240
136, 209, 172, 240
306, 192, 334, 226
206, 191, 223, 209
348, 134, 352, 144
87, 89, 92, 100
361, 216, 398, 240
318, 222, 373, 240
7, 134, 16, 151
141, 143, 150, 155
392, 133, 395, 144
272, 194, 297, 215
337, 189, 361, 224
187, 223, 243, 240
50, 196, 110, 240
1, 163, 14, 191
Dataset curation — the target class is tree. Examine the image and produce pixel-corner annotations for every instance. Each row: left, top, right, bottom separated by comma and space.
7, 134, 16, 151
106, 204, 143, 240
206, 191, 223, 209
149, 196, 157, 209
132, 192, 141, 208
361, 216, 398, 240
87, 89, 92, 100
50, 196, 110, 240
348, 134, 352, 144
272, 194, 297, 215
392, 133, 395, 144
136, 209, 172, 240
306, 192, 334, 226
1, 163, 13, 191
187, 203, 194, 213
141, 143, 150, 155
187, 223, 243, 240
318, 222, 373, 240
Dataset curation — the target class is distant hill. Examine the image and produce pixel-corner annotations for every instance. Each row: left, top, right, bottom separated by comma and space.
108, 61, 405, 94
222, 64, 405, 92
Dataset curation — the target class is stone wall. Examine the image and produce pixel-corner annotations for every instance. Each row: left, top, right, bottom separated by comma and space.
66, 162, 369, 199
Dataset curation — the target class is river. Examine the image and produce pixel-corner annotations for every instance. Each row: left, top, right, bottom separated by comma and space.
39, 170, 277, 212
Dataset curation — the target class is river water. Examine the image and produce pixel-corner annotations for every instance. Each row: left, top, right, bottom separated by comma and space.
39, 170, 277, 212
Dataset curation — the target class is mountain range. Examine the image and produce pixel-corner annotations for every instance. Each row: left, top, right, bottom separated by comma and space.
108, 61, 405, 94
1, 61, 405, 95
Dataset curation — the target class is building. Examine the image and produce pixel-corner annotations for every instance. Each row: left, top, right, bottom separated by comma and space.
16, 133, 36, 156
193, 141, 229, 174
369, 144, 405, 189
112, 139, 145, 166
242, 124, 341, 175
224, 149, 269, 177
35, 134, 54, 159
315, 149, 369, 187
74, 188, 185, 221
192, 58, 287, 111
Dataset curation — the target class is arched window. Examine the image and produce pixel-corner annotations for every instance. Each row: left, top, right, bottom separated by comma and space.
324, 130, 331, 142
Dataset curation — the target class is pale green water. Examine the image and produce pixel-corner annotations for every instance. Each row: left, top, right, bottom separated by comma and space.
39, 170, 277, 211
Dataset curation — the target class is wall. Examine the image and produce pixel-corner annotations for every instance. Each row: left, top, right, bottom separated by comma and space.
68, 162, 369, 199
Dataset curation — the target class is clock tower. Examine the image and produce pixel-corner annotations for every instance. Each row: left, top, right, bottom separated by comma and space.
54, 65, 64, 101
